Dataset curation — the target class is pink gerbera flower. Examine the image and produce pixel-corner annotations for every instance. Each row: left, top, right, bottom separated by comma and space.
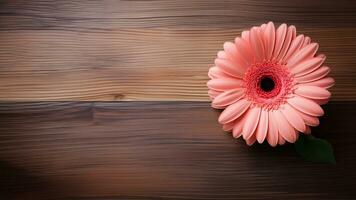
207, 22, 334, 146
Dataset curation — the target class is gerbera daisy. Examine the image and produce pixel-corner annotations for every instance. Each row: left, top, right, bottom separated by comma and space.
207, 22, 334, 146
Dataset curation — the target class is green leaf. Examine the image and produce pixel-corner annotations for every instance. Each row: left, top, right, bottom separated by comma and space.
294, 134, 336, 164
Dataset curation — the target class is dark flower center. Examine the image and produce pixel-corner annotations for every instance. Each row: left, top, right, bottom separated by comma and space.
260, 76, 275, 92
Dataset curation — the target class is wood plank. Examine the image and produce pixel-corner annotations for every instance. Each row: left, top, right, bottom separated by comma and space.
0, 102, 355, 199
1, 0, 355, 29
0, 0, 355, 101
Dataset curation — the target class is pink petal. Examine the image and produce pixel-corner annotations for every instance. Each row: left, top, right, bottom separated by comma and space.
249, 27, 265, 62
242, 106, 261, 140
256, 109, 269, 143
222, 120, 235, 131
232, 114, 247, 138
304, 77, 335, 89
278, 134, 286, 145
314, 98, 329, 105
295, 66, 330, 83
301, 36, 311, 47
293, 108, 320, 127
212, 89, 245, 109
241, 31, 249, 41
287, 43, 319, 69
290, 25, 296, 39
292, 57, 325, 77
223, 42, 238, 60
218, 98, 251, 124
224, 42, 246, 67
224, 42, 249, 71
317, 53, 326, 60
276, 25, 294, 61
208, 89, 221, 100
273, 23, 287, 59
235, 37, 253, 65
217, 51, 227, 59
260, 23, 267, 32
287, 96, 324, 116
267, 111, 279, 147
215, 58, 244, 78
282, 34, 304, 63
207, 78, 243, 91
208, 66, 230, 79
246, 136, 257, 146
280, 104, 306, 132
294, 85, 331, 100
263, 22, 276, 60
272, 110, 298, 143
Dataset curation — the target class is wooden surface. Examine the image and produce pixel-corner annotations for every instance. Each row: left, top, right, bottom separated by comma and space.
0, 102, 356, 199
1, 0, 356, 199
0, 0, 356, 100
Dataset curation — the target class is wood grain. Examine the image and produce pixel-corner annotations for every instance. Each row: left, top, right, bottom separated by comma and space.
0, 102, 355, 199
0, 0, 356, 101
1, 1, 356, 199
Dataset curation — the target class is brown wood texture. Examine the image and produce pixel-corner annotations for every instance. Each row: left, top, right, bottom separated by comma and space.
0, 0, 356, 101
0, 102, 355, 199
1, 1, 356, 199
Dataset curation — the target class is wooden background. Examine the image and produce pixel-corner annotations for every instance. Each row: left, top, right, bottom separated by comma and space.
0, 0, 356, 199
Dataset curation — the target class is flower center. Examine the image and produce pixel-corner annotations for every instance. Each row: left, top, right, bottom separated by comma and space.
260, 76, 275, 92
255, 73, 282, 99
244, 60, 294, 109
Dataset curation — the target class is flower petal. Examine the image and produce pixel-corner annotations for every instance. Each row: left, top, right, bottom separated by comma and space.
273, 23, 287, 59
295, 66, 330, 83
224, 42, 249, 71
215, 58, 244, 78
232, 114, 247, 138
304, 77, 335, 89
217, 51, 227, 59
263, 22, 276, 60
273, 110, 298, 143
249, 27, 265, 62
280, 104, 306, 132
294, 85, 331, 100
218, 98, 251, 124
287, 43, 319, 69
293, 108, 320, 127
246, 136, 257, 146
287, 95, 324, 116
223, 42, 238, 60
241, 31, 249, 41
208, 66, 231, 79
278, 134, 286, 145
235, 37, 253, 65
290, 25, 297, 39
222, 120, 235, 131
276, 25, 294, 61
207, 78, 243, 91
208, 89, 221, 100
314, 98, 329, 105
301, 36, 311, 48
242, 106, 261, 140
260, 23, 267, 32
212, 89, 245, 109
292, 56, 325, 77
267, 111, 279, 147
282, 34, 304, 63
256, 109, 269, 143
